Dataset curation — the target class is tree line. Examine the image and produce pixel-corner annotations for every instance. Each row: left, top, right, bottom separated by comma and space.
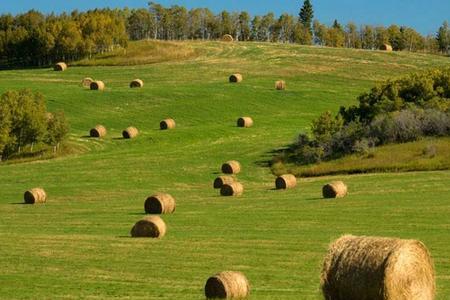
0, 1, 449, 68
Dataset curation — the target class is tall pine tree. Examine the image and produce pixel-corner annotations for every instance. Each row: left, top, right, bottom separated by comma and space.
299, 0, 314, 33
436, 21, 449, 54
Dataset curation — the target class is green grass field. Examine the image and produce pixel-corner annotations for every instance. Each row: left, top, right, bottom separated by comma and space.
1, 41, 450, 299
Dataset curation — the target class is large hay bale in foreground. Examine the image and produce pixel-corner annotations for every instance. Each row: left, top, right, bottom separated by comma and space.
229, 74, 243, 83
213, 176, 235, 189
222, 34, 234, 42
89, 125, 107, 138
221, 161, 241, 174
380, 44, 393, 51
275, 80, 286, 90
24, 188, 47, 204
90, 81, 105, 91
322, 181, 347, 198
321, 235, 435, 300
160, 119, 176, 130
144, 193, 176, 214
130, 216, 166, 238
220, 182, 244, 197
237, 117, 253, 128
275, 174, 297, 190
130, 79, 144, 88
122, 126, 139, 139
81, 77, 94, 87
205, 271, 250, 299
54, 62, 67, 71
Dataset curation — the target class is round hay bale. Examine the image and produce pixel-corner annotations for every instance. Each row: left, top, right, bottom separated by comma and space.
54, 62, 67, 71
90, 81, 105, 91
24, 188, 47, 204
380, 44, 393, 51
275, 174, 297, 190
221, 161, 241, 174
229, 74, 243, 83
81, 77, 94, 88
220, 182, 244, 197
130, 216, 166, 238
144, 193, 176, 214
237, 117, 253, 128
222, 34, 234, 42
130, 79, 144, 88
322, 181, 347, 199
321, 235, 435, 300
275, 80, 286, 90
122, 126, 139, 139
160, 119, 176, 130
89, 125, 107, 138
213, 176, 235, 189
205, 271, 250, 299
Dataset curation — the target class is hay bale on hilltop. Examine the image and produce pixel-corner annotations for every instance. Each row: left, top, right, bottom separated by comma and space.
24, 188, 47, 204
130, 79, 144, 88
380, 44, 393, 51
130, 216, 166, 238
90, 81, 105, 91
122, 126, 139, 139
275, 174, 297, 190
229, 74, 243, 83
144, 193, 176, 214
221, 161, 241, 174
275, 80, 286, 90
213, 176, 235, 189
222, 34, 234, 42
205, 271, 250, 299
220, 182, 244, 197
54, 62, 67, 71
322, 181, 347, 199
160, 119, 176, 130
90, 125, 107, 138
237, 117, 253, 128
321, 235, 435, 300
81, 77, 94, 88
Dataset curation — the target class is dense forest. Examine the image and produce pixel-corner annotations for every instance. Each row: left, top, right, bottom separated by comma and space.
0, 1, 449, 68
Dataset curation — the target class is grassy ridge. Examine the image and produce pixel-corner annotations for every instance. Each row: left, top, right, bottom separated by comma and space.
0, 41, 450, 299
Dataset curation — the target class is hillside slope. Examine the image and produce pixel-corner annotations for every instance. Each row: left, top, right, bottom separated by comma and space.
0, 41, 449, 299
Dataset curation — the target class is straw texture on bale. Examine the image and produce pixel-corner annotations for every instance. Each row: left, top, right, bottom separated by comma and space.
130, 216, 166, 238
220, 182, 244, 197
205, 271, 250, 299
24, 188, 47, 204
321, 235, 435, 300
229, 74, 243, 83
322, 181, 347, 198
160, 119, 176, 130
275, 80, 286, 90
380, 44, 393, 51
221, 161, 241, 174
54, 62, 67, 71
130, 79, 144, 88
145, 193, 176, 214
214, 176, 235, 189
122, 126, 139, 139
90, 81, 105, 91
275, 174, 297, 190
81, 77, 94, 87
222, 34, 234, 42
237, 117, 253, 128
90, 125, 107, 138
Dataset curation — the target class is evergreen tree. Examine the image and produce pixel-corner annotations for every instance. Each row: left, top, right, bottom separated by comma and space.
436, 21, 449, 54
299, 0, 314, 33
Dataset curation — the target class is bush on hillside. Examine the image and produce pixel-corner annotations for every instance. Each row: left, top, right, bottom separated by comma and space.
0, 89, 69, 160
279, 68, 450, 166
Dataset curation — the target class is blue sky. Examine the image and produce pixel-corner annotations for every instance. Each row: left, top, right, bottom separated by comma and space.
1, 0, 448, 35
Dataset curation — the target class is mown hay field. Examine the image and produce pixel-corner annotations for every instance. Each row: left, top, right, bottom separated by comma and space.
0, 41, 449, 299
